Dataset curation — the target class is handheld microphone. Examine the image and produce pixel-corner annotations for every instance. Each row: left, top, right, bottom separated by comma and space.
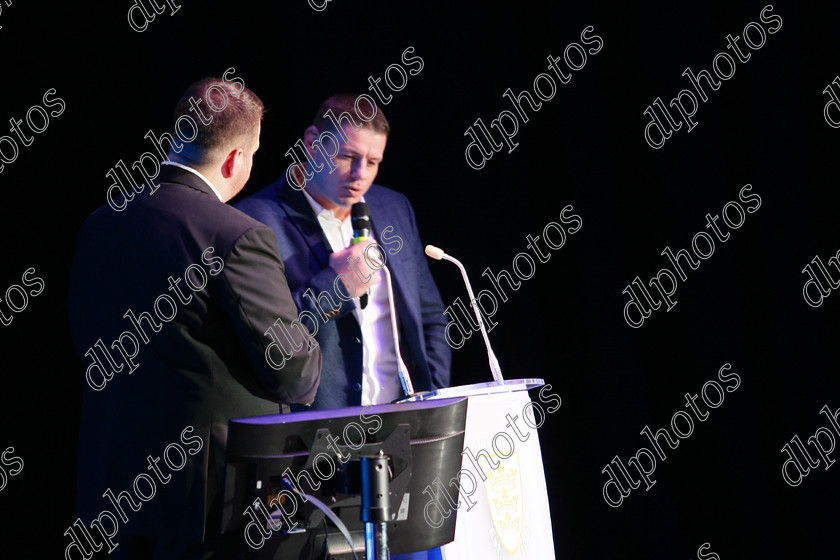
351, 203, 372, 309
425, 244, 504, 382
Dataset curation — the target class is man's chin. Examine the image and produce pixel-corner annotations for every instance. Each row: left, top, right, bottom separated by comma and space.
338, 197, 362, 208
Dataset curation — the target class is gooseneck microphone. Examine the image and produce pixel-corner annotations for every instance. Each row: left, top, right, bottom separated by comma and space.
381, 263, 415, 397
351, 202, 372, 309
425, 244, 504, 382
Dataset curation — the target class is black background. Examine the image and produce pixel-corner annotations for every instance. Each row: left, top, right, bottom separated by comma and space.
1, 1, 839, 557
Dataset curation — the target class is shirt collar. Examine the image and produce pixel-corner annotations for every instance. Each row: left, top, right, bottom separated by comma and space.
301, 188, 365, 223
161, 161, 225, 202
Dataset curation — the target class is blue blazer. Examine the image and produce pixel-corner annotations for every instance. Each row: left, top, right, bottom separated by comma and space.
236, 179, 451, 409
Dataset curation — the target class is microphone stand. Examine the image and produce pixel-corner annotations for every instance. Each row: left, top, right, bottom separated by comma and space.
381, 264, 415, 396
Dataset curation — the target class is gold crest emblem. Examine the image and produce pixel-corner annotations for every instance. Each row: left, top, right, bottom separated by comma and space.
485, 451, 524, 553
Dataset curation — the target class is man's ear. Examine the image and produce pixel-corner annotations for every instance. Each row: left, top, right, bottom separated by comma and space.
303, 126, 320, 152
221, 147, 243, 179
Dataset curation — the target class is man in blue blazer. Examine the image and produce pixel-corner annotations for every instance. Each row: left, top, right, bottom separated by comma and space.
236, 94, 450, 411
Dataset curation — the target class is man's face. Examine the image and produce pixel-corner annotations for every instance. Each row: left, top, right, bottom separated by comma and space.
304, 124, 387, 218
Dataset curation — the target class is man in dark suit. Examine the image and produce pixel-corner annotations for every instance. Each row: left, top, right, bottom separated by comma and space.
68, 77, 321, 559
235, 94, 450, 412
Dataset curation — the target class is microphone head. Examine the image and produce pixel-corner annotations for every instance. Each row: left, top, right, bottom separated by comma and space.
351, 202, 370, 219
351, 202, 371, 235
425, 245, 445, 260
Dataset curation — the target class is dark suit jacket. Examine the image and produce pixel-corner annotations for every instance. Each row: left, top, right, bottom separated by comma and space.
235, 179, 450, 410
68, 166, 321, 542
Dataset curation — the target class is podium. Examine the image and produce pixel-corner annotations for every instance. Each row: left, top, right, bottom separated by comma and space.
222, 380, 555, 559
404, 379, 556, 559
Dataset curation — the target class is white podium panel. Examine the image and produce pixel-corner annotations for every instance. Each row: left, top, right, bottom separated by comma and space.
419, 383, 555, 559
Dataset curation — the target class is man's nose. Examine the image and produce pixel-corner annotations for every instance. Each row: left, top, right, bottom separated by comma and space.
351, 159, 367, 181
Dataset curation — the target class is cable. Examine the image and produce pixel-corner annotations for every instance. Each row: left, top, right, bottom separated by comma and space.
280, 478, 360, 560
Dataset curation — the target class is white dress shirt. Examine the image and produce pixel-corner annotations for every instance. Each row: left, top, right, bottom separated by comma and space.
301, 189, 404, 405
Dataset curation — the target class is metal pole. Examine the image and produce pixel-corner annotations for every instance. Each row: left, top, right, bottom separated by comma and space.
361, 454, 391, 560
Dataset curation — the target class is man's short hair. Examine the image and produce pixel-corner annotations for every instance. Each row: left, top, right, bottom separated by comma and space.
172, 77, 264, 162
311, 94, 390, 136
